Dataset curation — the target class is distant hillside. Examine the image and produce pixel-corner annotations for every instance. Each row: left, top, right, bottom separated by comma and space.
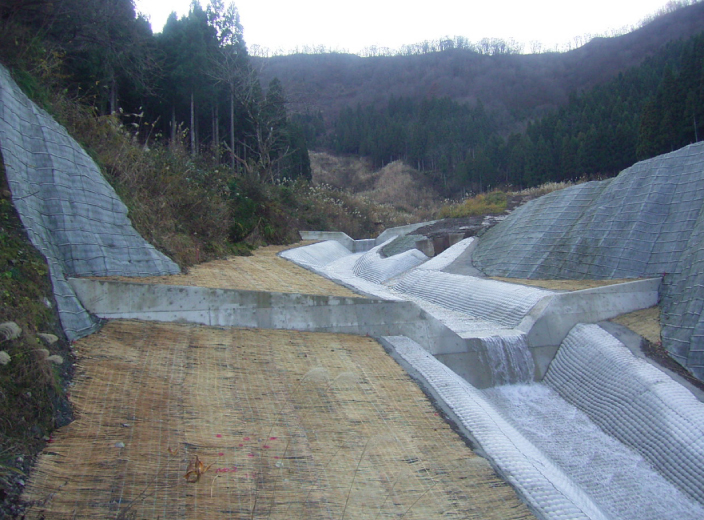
255, 2, 704, 130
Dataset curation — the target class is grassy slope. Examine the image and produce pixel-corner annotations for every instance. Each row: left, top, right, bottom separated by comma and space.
0, 160, 74, 515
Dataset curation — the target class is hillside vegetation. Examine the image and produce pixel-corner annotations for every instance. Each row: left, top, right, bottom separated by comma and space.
2, 1, 701, 514
0, 3, 424, 513
259, 1, 704, 194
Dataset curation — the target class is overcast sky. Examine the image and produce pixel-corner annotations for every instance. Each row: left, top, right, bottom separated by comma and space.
135, 0, 676, 54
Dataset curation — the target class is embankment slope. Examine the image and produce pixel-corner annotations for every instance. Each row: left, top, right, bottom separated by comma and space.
472, 141, 704, 380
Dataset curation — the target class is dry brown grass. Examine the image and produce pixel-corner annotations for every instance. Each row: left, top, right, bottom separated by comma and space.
309, 151, 375, 190
310, 152, 441, 224
437, 191, 508, 218
98, 243, 362, 297
612, 307, 661, 345
512, 181, 577, 198
490, 277, 637, 291
54, 107, 234, 266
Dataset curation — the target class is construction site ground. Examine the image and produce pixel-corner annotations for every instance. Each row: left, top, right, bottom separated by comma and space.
22, 245, 538, 519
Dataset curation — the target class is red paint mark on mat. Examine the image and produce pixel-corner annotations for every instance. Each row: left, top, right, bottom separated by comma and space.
215, 466, 238, 473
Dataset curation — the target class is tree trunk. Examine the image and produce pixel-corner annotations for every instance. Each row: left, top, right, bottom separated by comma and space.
230, 88, 235, 170
214, 105, 219, 154
109, 75, 117, 115
170, 105, 176, 146
190, 92, 196, 156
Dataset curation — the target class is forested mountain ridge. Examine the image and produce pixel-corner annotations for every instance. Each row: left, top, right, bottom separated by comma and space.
0, 0, 427, 267
254, 2, 704, 194
0, 0, 312, 183
256, 2, 704, 127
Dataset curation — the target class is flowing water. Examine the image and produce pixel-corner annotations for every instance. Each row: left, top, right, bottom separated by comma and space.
482, 383, 704, 519
283, 239, 704, 519
482, 334, 535, 385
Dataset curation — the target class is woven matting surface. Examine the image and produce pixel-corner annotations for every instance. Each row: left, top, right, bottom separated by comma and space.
611, 306, 661, 344
98, 244, 362, 298
22, 321, 534, 519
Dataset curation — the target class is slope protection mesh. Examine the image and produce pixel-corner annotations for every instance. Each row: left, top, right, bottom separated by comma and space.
0, 65, 179, 340
385, 335, 608, 520
544, 324, 704, 505
472, 142, 704, 379
390, 270, 551, 328
352, 241, 428, 283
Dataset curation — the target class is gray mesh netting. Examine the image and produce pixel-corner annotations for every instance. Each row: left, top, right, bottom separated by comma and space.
0, 65, 180, 341
472, 141, 704, 380
544, 324, 704, 507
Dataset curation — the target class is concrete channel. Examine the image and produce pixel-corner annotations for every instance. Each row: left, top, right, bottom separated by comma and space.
69, 274, 659, 389
46, 236, 704, 519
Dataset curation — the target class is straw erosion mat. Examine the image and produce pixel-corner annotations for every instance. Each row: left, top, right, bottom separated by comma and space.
96, 243, 362, 297
22, 321, 534, 519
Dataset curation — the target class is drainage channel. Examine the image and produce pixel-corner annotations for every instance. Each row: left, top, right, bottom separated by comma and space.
280, 238, 704, 520
69, 237, 704, 520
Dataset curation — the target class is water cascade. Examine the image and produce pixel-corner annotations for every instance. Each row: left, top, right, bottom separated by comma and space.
281, 237, 704, 519
482, 335, 535, 385
482, 382, 704, 520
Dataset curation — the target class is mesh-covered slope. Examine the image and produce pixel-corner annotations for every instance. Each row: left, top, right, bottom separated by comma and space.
0, 65, 179, 340
544, 324, 704, 506
390, 270, 551, 328
352, 241, 428, 283
472, 142, 704, 379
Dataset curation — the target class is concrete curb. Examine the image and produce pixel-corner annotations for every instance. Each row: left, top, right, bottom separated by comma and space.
69, 275, 661, 389
517, 277, 662, 378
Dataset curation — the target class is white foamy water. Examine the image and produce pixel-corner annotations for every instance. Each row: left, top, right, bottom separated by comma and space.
482, 335, 535, 385
482, 383, 704, 520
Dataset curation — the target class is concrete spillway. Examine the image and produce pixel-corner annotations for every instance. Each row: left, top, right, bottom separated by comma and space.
69, 234, 704, 519
278, 235, 704, 520
280, 237, 659, 385
6, 53, 702, 518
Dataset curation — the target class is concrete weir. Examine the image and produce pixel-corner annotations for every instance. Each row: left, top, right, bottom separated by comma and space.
275, 236, 704, 519
68, 234, 704, 520
68, 273, 659, 389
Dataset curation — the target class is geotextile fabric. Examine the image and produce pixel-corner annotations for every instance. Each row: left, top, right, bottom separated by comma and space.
22, 321, 535, 519
0, 65, 179, 340
544, 324, 704, 508
472, 142, 704, 380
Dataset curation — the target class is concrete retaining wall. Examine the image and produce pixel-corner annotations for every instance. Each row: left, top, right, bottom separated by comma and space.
299, 231, 376, 252
69, 275, 661, 389
519, 277, 662, 347
68, 278, 464, 356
